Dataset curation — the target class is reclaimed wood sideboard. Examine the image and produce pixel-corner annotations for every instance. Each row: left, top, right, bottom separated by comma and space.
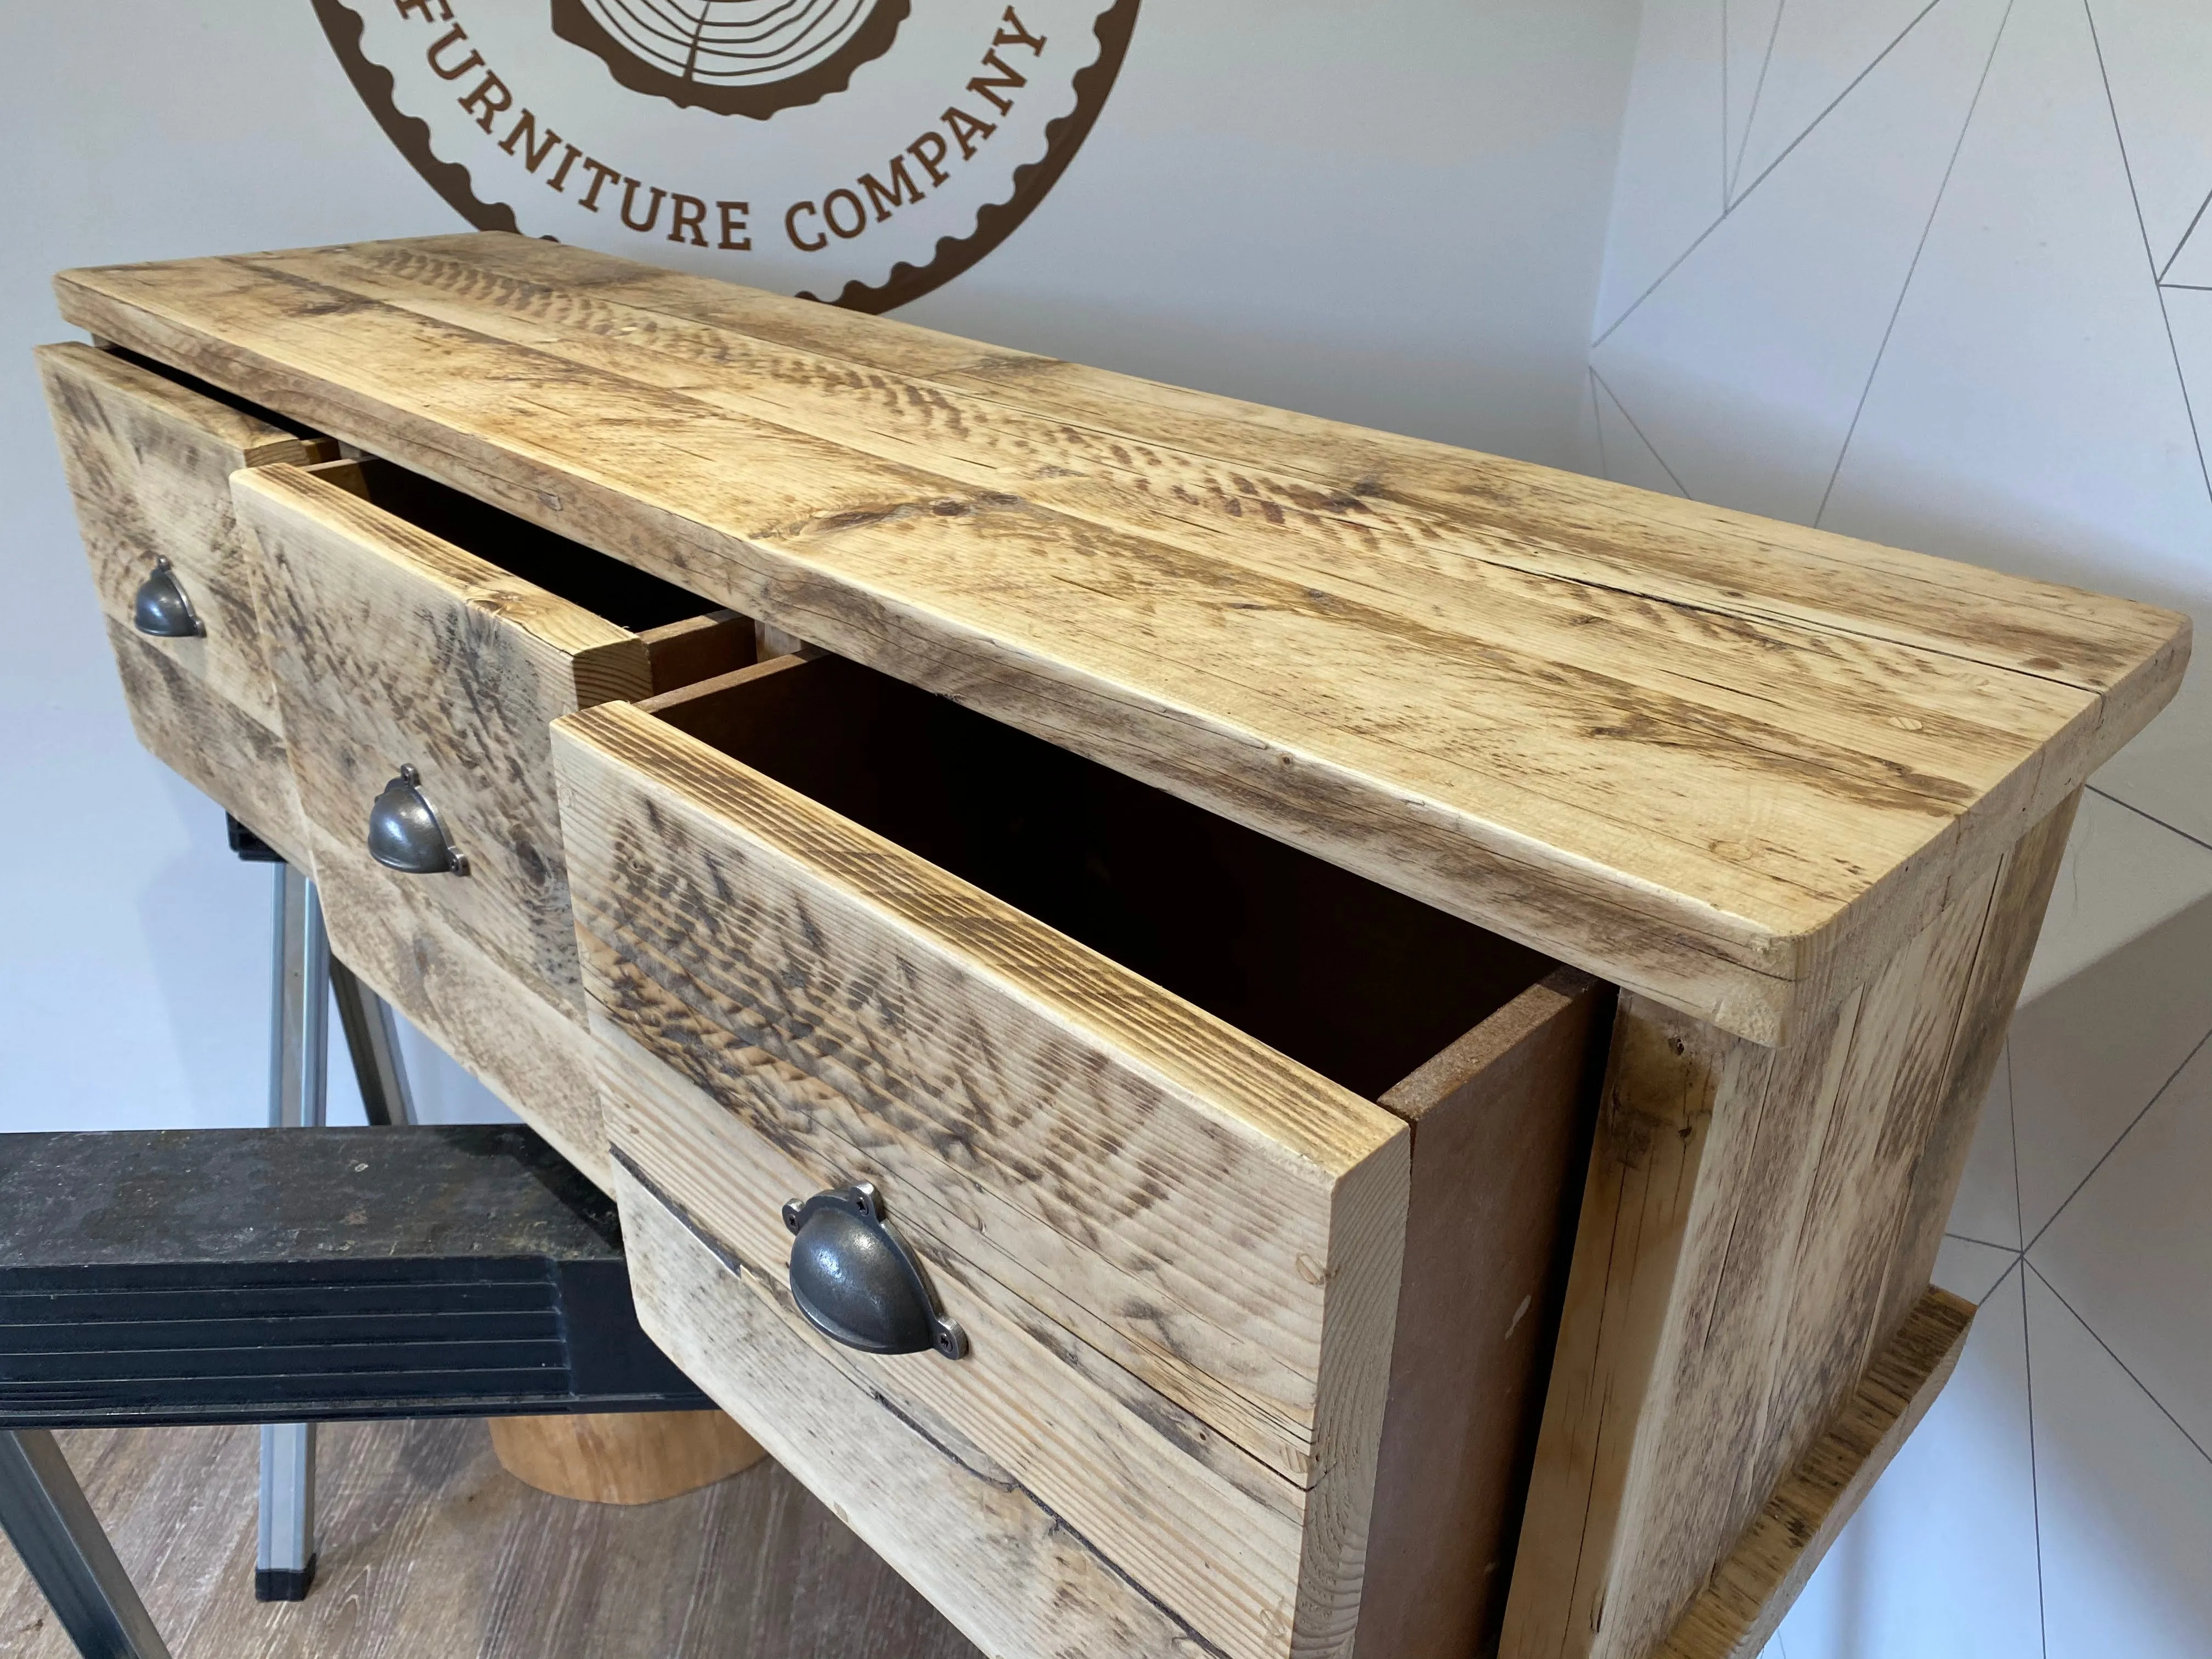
39, 234, 2190, 1659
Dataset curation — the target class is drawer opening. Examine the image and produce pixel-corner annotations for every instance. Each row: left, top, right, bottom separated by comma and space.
645, 653, 1558, 1102
99, 343, 332, 444
310, 456, 736, 639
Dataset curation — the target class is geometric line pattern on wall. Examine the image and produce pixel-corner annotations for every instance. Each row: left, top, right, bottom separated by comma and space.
2085, 0, 2212, 506
1590, 368, 1690, 495
1725, 0, 1788, 199
1590, 4, 2212, 1654
1593, 0, 2011, 524
1597, 0, 1976, 348
2075, 0, 2212, 276
1731, 0, 1949, 201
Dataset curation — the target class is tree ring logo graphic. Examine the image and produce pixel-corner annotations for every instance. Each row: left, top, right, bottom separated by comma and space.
549, 0, 910, 119
315, 0, 1139, 312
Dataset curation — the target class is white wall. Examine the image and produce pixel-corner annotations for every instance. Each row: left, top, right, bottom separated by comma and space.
0, 3, 1640, 1132
1581, 4, 2212, 1656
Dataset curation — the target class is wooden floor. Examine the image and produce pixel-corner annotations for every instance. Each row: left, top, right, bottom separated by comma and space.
0, 1420, 980, 1658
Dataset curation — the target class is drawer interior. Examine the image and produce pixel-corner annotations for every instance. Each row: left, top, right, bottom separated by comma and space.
647, 654, 1556, 1101
318, 456, 725, 635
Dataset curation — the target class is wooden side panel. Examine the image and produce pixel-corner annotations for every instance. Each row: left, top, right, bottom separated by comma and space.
638, 610, 756, 695
1876, 794, 2078, 1340
608, 1152, 1219, 1659
1500, 1000, 1770, 1659
104, 619, 306, 864
1655, 1288, 1976, 1659
234, 464, 649, 1008
1353, 968, 1610, 1659
1501, 796, 2076, 1659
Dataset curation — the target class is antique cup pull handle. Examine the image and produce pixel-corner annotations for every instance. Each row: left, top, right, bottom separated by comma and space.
366, 765, 470, 876
781, 1183, 967, 1361
132, 556, 204, 638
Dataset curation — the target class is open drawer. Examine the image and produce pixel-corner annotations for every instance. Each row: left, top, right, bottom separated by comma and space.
232, 459, 755, 1182
37, 341, 336, 859
554, 653, 1610, 1659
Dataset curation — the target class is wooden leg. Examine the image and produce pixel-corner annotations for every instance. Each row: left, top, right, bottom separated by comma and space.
1501, 794, 2075, 1659
489, 1410, 766, 1505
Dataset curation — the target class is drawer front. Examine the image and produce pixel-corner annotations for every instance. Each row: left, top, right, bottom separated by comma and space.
606, 1139, 1236, 1659
235, 462, 653, 1180
554, 696, 1413, 1659
39, 341, 330, 850
104, 618, 306, 863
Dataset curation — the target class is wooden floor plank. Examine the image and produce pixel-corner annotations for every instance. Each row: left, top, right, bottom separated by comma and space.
0, 1421, 978, 1658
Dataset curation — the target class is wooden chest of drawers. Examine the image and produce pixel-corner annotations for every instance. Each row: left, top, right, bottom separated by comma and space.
40, 234, 2189, 1659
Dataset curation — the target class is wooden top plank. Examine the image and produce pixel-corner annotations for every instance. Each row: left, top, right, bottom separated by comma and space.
54, 235, 2190, 1042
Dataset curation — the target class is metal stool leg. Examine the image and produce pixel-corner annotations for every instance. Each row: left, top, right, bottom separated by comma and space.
256, 865, 327, 1601
331, 958, 414, 1126
0, 1430, 171, 1659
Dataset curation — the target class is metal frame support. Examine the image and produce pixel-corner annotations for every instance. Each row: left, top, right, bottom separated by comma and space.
331, 958, 414, 1126
256, 863, 327, 1601
0, 1430, 171, 1659
267, 863, 329, 1135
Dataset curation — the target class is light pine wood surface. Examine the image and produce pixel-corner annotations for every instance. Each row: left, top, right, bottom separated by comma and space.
233, 463, 654, 1182
1501, 793, 2076, 1659
612, 1153, 1208, 1659
557, 701, 1413, 1659
235, 462, 651, 1009
38, 238, 2187, 1659
0, 1419, 977, 1659
55, 235, 2191, 1040
487, 1410, 765, 1506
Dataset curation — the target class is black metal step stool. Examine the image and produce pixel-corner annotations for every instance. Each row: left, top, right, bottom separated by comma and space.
0, 1126, 709, 1658
0, 816, 704, 1659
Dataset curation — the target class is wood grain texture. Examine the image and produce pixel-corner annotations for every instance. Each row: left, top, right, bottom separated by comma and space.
1654, 1286, 1975, 1659
639, 608, 755, 694
0, 1419, 979, 1659
236, 461, 648, 1011
488, 1409, 765, 1505
567, 665, 1604, 1659
554, 696, 1412, 1479
233, 460, 658, 1181
55, 237, 2191, 1040
302, 820, 608, 1184
39, 340, 331, 851
1501, 795, 2077, 1659
610, 1152, 1216, 1659
556, 701, 1421, 1659
597, 1020, 1313, 1659
104, 618, 306, 863
37, 341, 330, 728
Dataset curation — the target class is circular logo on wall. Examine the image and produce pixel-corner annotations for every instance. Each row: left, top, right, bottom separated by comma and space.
313, 0, 1139, 312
